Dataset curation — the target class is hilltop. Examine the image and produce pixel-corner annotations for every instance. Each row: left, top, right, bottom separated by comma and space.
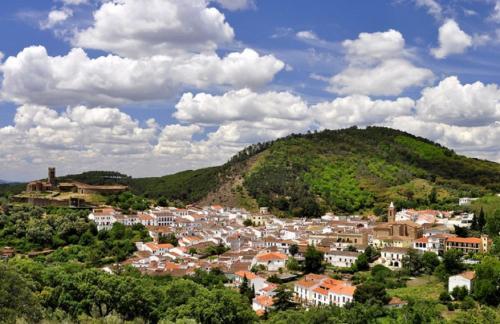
2, 127, 499, 215
130, 127, 500, 216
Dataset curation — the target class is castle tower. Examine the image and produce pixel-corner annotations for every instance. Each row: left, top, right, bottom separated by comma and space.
48, 167, 56, 186
388, 202, 396, 222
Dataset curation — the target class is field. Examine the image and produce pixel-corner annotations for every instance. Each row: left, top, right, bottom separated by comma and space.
388, 275, 445, 302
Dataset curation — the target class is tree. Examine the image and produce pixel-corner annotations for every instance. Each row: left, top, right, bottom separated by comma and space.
286, 257, 301, 272
346, 245, 358, 252
471, 213, 479, 231
439, 291, 451, 303
239, 275, 254, 302
172, 288, 258, 323
477, 207, 486, 232
289, 243, 299, 257
451, 286, 468, 301
0, 264, 42, 322
354, 253, 369, 271
454, 225, 469, 238
157, 196, 168, 207
243, 219, 253, 226
473, 256, 500, 306
429, 187, 438, 204
402, 249, 423, 276
304, 245, 324, 274
159, 233, 178, 246
421, 252, 440, 274
485, 209, 500, 237
353, 281, 390, 305
364, 246, 380, 262
273, 285, 296, 311
442, 249, 464, 276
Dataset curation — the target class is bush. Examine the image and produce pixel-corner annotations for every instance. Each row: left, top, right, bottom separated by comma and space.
460, 296, 475, 310
439, 291, 452, 303
451, 286, 468, 301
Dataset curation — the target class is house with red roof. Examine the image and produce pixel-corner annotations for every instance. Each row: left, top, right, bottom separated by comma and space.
445, 235, 491, 254
294, 274, 356, 307
252, 251, 288, 271
252, 295, 274, 313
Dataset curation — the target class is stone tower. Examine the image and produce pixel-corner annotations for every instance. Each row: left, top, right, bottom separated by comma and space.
48, 167, 56, 186
388, 202, 396, 222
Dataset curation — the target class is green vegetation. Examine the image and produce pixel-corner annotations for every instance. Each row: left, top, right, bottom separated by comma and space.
129, 167, 223, 200
0, 259, 256, 323
304, 245, 324, 274
105, 191, 150, 212
241, 127, 500, 215
388, 275, 445, 302
0, 205, 149, 265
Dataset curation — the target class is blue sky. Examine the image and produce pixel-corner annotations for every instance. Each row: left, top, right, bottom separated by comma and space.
0, 0, 499, 181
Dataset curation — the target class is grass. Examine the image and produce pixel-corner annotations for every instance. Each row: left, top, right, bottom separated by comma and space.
388, 275, 445, 302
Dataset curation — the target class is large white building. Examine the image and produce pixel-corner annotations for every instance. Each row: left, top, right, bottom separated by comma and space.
294, 274, 355, 307
324, 250, 359, 268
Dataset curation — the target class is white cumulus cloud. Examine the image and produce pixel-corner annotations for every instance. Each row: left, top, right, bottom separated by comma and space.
416, 76, 500, 126
40, 8, 73, 29
0, 46, 284, 106
72, 0, 235, 58
431, 19, 472, 59
174, 88, 309, 125
312, 95, 415, 130
328, 29, 434, 96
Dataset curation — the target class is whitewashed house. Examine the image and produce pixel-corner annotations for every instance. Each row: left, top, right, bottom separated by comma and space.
448, 271, 475, 294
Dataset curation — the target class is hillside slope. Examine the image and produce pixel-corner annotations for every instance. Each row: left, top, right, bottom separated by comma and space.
189, 127, 500, 216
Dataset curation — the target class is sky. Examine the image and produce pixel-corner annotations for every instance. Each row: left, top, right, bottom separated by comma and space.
0, 0, 499, 181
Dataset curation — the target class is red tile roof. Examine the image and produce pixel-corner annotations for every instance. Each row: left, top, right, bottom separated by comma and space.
447, 237, 481, 244
256, 252, 288, 262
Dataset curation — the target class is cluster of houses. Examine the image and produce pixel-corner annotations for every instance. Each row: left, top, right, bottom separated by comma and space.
88, 202, 492, 314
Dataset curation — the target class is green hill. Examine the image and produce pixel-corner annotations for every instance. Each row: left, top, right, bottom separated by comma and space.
2, 127, 499, 216
145, 126, 499, 216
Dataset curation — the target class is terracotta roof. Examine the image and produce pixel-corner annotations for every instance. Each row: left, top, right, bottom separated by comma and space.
296, 279, 320, 288
334, 285, 356, 296
157, 243, 174, 249
458, 271, 476, 280
255, 295, 274, 307
235, 270, 257, 280
447, 237, 481, 244
414, 237, 429, 243
145, 243, 159, 251
262, 283, 278, 292
313, 287, 329, 295
256, 252, 288, 262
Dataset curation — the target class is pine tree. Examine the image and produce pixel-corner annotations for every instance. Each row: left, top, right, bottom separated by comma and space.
239, 275, 254, 303
273, 285, 296, 311
471, 213, 479, 231
478, 207, 486, 232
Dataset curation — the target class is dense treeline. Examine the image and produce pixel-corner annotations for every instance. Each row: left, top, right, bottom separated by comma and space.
58, 171, 131, 186
2, 258, 499, 324
128, 167, 223, 200
0, 206, 149, 264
